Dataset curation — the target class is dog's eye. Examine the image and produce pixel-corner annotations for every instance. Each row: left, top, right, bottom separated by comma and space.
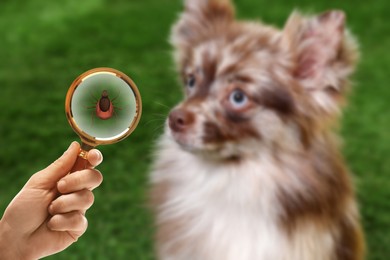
187, 75, 196, 88
229, 89, 248, 108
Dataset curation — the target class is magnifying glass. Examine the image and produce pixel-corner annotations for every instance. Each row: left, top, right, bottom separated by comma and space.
65, 67, 142, 171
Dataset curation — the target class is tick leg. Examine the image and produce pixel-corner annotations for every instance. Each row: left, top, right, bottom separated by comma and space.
90, 92, 98, 102
111, 91, 121, 102
86, 104, 96, 126
85, 100, 97, 109
113, 105, 122, 118
90, 109, 95, 126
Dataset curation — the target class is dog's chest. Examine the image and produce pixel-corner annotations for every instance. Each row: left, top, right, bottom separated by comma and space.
152, 149, 293, 259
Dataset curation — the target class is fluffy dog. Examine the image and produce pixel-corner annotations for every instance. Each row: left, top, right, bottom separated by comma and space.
150, 0, 364, 259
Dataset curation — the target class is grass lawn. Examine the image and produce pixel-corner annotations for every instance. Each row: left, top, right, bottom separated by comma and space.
0, 0, 389, 259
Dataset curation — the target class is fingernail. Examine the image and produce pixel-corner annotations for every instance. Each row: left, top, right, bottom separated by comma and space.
95, 150, 103, 164
90, 149, 103, 165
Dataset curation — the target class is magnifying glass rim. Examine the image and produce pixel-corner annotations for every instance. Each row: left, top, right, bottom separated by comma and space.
65, 67, 142, 147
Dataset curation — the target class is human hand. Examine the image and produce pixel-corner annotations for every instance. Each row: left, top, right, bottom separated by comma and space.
0, 142, 103, 259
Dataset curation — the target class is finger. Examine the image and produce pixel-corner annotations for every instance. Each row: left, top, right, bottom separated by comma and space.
57, 168, 103, 194
87, 149, 103, 168
32, 142, 80, 187
49, 190, 94, 215
47, 211, 88, 234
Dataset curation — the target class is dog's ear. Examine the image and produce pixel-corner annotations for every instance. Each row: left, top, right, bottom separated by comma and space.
283, 11, 359, 117
171, 0, 235, 68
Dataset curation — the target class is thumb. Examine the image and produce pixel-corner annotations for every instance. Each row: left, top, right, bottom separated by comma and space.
28, 142, 81, 187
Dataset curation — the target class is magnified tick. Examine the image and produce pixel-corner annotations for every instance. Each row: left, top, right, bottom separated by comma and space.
88, 90, 121, 121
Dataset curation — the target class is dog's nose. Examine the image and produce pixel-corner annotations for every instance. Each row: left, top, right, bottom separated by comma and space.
169, 108, 194, 133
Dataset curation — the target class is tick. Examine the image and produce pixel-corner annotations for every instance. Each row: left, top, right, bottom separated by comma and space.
88, 90, 121, 121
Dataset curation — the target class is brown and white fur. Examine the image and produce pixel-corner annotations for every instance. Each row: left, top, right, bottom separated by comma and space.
150, 0, 364, 259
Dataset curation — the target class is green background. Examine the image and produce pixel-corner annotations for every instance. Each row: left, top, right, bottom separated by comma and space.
0, 0, 388, 259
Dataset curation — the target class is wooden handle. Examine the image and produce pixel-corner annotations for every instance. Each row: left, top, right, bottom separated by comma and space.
70, 153, 89, 173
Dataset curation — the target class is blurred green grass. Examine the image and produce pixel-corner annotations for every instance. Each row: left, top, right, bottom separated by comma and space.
0, 0, 388, 259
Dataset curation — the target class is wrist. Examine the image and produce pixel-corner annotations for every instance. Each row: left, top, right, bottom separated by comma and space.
0, 219, 23, 260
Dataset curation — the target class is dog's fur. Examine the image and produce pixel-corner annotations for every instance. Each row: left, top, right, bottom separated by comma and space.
150, 0, 364, 259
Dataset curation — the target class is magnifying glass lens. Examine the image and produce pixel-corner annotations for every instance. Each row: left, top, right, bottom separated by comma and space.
71, 73, 137, 140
